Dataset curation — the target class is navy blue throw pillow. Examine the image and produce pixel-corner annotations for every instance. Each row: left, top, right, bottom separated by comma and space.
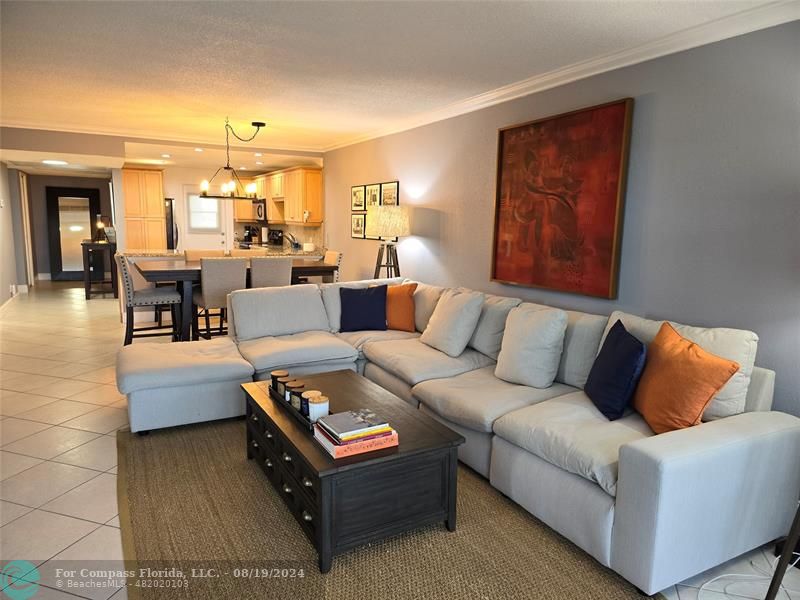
585, 320, 647, 421
339, 285, 388, 332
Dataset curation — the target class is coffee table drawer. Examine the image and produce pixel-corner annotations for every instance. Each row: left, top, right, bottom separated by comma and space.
277, 443, 320, 505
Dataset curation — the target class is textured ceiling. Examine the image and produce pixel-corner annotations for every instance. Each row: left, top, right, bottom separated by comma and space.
0, 0, 776, 151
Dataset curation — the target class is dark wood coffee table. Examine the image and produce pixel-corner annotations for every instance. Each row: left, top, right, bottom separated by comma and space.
243, 369, 464, 573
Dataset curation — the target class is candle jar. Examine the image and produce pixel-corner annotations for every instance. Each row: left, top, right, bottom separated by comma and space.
308, 395, 329, 423
276, 376, 293, 398
270, 370, 289, 393
286, 381, 305, 406
300, 390, 322, 418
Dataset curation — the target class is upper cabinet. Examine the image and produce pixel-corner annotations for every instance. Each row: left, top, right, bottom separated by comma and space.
266, 167, 322, 226
270, 172, 284, 198
122, 169, 165, 250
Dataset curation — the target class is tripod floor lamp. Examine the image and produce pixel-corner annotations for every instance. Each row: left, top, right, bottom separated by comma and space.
367, 205, 410, 278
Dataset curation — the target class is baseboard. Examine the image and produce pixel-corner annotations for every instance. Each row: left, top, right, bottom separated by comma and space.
36, 273, 51, 281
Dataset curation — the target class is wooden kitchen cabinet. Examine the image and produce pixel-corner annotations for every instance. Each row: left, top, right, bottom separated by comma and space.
122, 168, 165, 250
125, 217, 166, 250
282, 167, 323, 225
270, 172, 284, 198
234, 199, 256, 221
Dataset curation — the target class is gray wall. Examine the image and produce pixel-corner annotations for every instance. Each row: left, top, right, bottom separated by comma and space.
26, 174, 112, 275
0, 163, 19, 304
323, 22, 800, 415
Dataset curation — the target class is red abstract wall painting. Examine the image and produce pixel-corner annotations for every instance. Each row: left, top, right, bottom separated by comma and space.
491, 99, 633, 298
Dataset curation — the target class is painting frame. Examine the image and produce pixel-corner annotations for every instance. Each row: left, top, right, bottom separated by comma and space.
351, 185, 365, 211
490, 98, 633, 299
351, 213, 366, 239
365, 184, 381, 209
379, 181, 399, 206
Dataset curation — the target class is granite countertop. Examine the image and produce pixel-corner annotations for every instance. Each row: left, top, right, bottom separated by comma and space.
123, 246, 324, 258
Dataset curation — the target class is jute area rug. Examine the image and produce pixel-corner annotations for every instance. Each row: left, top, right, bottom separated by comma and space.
117, 418, 660, 600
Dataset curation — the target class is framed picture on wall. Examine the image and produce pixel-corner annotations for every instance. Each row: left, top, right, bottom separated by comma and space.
365, 184, 381, 209
380, 181, 399, 206
351, 185, 365, 211
491, 98, 633, 299
351, 214, 366, 239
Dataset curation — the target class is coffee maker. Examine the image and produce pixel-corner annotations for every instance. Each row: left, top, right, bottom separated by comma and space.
243, 226, 259, 244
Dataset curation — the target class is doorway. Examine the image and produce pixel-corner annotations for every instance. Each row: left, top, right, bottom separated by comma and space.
46, 186, 101, 281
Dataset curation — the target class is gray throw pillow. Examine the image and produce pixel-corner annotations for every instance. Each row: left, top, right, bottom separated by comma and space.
495, 304, 568, 388
420, 288, 485, 357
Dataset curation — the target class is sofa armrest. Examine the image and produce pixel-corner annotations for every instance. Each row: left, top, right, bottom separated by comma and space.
612, 411, 800, 595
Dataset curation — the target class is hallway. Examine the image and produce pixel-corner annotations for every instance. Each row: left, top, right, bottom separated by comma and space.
0, 282, 127, 599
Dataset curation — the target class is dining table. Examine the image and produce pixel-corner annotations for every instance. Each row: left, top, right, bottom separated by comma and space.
134, 258, 338, 341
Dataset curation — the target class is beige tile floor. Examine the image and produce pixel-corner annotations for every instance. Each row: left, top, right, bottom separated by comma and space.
0, 282, 798, 600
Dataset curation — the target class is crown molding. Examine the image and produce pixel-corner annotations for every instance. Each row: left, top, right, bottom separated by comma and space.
0, 120, 326, 156
323, 1, 800, 152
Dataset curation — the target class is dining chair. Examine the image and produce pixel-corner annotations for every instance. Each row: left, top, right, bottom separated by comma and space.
116, 254, 181, 345
184, 249, 226, 261
250, 257, 292, 289
230, 248, 269, 257
323, 250, 342, 283
192, 258, 248, 340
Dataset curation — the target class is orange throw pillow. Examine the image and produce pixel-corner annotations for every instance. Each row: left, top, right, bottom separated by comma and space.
634, 322, 740, 434
386, 283, 418, 332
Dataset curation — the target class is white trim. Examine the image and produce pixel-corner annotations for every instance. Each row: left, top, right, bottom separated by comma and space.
18, 171, 35, 287
16, 284, 29, 294
323, 1, 800, 151
36, 273, 51, 281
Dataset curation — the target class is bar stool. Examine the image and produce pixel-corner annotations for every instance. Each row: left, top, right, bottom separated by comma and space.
192, 258, 248, 340
323, 250, 342, 283
116, 255, 181, 345
250, 257, 292, 288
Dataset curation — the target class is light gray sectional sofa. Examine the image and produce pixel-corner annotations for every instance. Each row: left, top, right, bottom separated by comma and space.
116, 277, 800, 596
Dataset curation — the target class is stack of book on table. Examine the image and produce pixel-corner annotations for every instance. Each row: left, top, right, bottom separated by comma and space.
314, 409, 398, 458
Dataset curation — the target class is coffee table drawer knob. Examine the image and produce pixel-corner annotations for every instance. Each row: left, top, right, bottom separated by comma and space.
302, 477, 313, 488
282, 453, 292, 463
265, 432, 273, 439
302, 511, 313, 522
251, 441, 258, 449
265, 459, 273, 468
251, 414, 258, 422
283, 484, 292, 494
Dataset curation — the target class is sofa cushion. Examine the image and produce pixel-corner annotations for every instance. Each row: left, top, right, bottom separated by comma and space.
585, 320, 647, 420
237, 330, 358, 373
413, 366, 577, 433
420, 288, 485, 357
634, 322, 740, 435
386, 283, 417, 332
495, 304, 568, 388
468, 295, 522, 360
408, 281, 445, 332
321, 278, 404, 332
556, 310, 610, 389
230, 284, 329, 341
336, 330, 420, 358
340, 285, 387, 332
493, 391, 653, 496
117, 337, 254, 394
603, 310, 758, 420
363, 338, 495, 386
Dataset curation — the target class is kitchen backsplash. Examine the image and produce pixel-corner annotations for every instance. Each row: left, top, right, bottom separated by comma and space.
273, 224, 323, 251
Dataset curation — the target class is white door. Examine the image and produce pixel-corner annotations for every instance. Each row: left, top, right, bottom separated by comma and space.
180, 185, 234, 252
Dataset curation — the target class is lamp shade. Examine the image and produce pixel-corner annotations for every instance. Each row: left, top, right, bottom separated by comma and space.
366, 205, 410, 239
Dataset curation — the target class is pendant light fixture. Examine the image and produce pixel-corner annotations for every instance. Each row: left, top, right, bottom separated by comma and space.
200, 117, 266, 200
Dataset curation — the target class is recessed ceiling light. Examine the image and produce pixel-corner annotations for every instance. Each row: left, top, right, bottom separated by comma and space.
254, 152, 262, 157
161, 154, 171, 158
239, 166, 247, 170
42, 159, 68, 166
194, 148, 203, 153
255, 161, 263, 165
